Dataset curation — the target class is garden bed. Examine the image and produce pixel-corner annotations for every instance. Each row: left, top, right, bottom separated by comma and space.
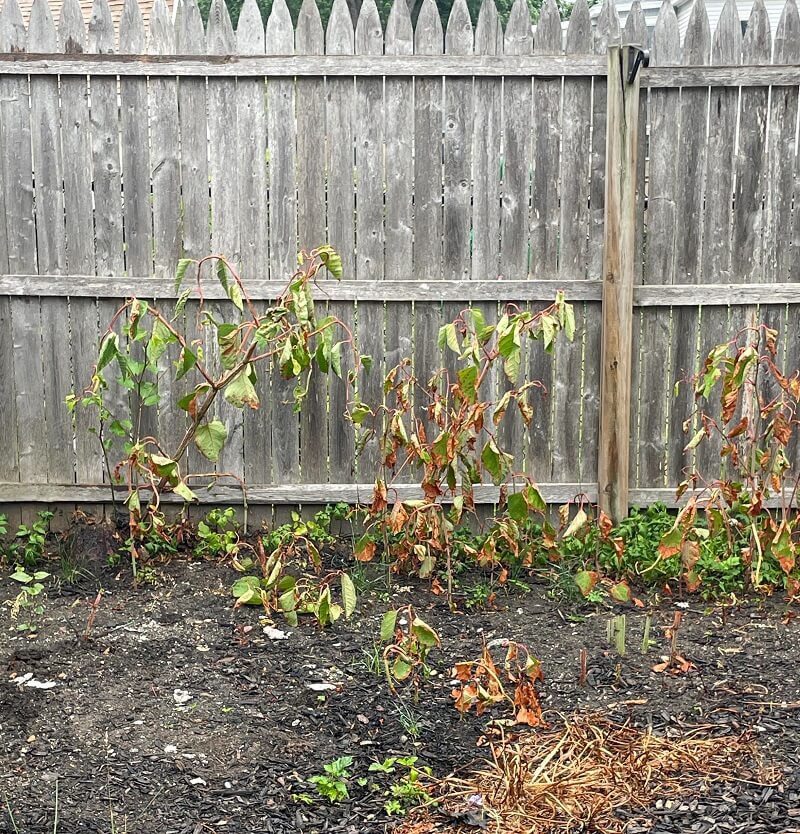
2, 555, 799, 834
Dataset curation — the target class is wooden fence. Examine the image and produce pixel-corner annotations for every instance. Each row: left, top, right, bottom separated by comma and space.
1, 0, 800, 522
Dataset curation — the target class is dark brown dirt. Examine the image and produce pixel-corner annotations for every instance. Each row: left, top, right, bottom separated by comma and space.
1, 556, 799, 834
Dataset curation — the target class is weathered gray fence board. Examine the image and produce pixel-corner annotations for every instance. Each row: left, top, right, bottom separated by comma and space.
382, 0, 414, 483
693, 0, 741, 479
89, 0, 124, 277
635, 0, 679, 488
667, 0, 709, 486
327, 0, 357, 484
588, 0, 619, 282
552, 0, 592, 485
59, 0, 94, 276
443, 0, 472, 283
119, 0, 152, 277
496, 0, 530, 473
499, 0, 531, 281
236, 0, 271, 488
296, 0, 328, 484
355, 0, 385, 480
471, 0, 501, 283
29, 0, 73, 486
207, 0, 244, 481
266, 0, 301, 483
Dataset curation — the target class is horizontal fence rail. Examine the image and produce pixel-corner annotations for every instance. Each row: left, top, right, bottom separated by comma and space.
2, 0, 800, 523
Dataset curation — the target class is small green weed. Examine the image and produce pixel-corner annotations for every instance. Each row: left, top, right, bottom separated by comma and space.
6, 567, 49, 631
194, 507, 241, 559
7, 511, 53, 569
369, 756, 434, 816
308, 755, 354, 802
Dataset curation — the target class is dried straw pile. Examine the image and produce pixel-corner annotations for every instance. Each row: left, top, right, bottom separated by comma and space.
398, 714, 777, 834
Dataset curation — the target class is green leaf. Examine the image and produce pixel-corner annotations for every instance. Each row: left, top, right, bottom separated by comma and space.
438, 323, 460, 355
507, 491, 528, 523
481, 439, 503, 484
380, 609, 398, 643
574, 569, 599, 597
231, 576, 262, 604
173, 480, 197, 503
150, 454, 179, 484
317, 246, 343, 278
228, 281, 244, 312
217, 324, 241, 370
329, 343, 342, 378
146, 319, 176, 363
349, 402, 372, 426
174, 258, 193, 291
609, 581, 632, 603
10, 570, 32, 583
392, 658, 412, 681
341, 573, 357, 619
175, 346, 197, 381
458, 365, 478, 404
524, 483, 546, 513
216, 259, 230, 293
97, 332, 119, 372
195, 420, 228, 462
411, 616, 440, 648
224, 367, 260, 409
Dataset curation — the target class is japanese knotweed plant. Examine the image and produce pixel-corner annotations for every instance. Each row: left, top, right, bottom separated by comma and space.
349, 296, 575, 605
68, 247, 363, 570
660, 323, 800, 596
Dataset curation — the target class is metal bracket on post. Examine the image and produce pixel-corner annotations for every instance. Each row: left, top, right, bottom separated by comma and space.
627, 46, 649, 84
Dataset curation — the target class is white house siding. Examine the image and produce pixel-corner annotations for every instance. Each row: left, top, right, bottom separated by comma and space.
675, 0, 784, 44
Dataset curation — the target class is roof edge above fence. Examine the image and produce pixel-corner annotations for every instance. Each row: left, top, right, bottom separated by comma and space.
4, 277, 800, 306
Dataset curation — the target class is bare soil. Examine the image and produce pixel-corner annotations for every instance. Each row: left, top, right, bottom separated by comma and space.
1, 553, 799, 834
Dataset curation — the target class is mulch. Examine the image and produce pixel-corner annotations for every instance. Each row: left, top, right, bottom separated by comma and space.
1, 555, 799, 833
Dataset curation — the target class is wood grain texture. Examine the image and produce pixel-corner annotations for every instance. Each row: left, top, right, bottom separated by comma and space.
636, 0, 679, 488
694, 0, 741, 479
8, 275, 800, 305
588, 0, 620, 283
443, 0, 472, 283
29, 0, 74, 486
207, 0, 244, 480
327, 0, 357, 484
382, 0, 414, 480
61, 0, 103, 489
0, 481, 601, 505
266, 0, 301, 483
597, 45, 641, 521
296, 0, 328, 483
471, 0, 501, 282
235, 0, 271, 487
500, 0, 531, 282
355, 0, 385, 480
119, 0, 151, 277
667, 0, 709, 486
59, 0, 94, 276
88, 0, 124, 277
0, 52, 609, 76
551, 0, 592, 485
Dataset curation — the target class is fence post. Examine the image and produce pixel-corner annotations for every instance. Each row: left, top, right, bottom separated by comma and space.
598, 43, 644, 522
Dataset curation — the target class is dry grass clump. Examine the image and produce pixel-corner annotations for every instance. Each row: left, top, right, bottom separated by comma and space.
398, 713, 778, 834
